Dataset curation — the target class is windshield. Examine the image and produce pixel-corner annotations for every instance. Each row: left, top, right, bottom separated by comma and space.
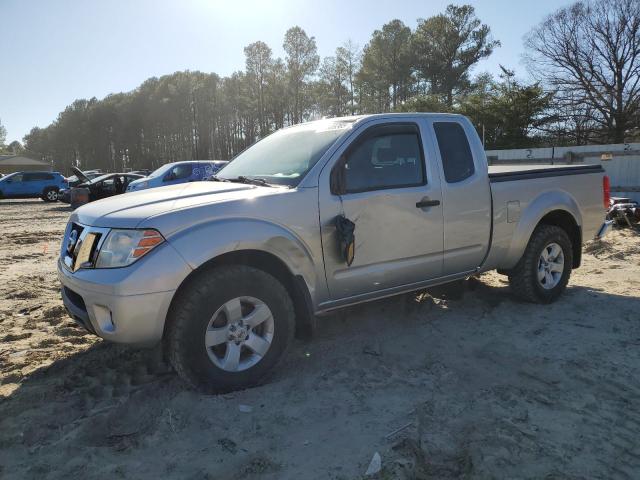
217, 119, 353, 187
0, 172, 19, 182
86, 173, 113, 184
147, 163, 175, 179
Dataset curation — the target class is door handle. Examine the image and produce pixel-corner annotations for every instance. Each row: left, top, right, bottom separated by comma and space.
416, 198, 440, 208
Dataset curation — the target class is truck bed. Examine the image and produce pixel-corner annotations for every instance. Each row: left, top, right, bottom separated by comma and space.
488, 164, 603, 182
483, 162, 605, 272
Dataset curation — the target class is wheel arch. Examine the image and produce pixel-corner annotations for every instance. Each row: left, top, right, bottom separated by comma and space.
537, 210, 581, 268
501, 191, 583, 270
42, 185, 60, 201
165, 249, 316, 341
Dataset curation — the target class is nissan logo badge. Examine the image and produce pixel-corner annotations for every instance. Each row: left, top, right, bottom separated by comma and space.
67, 229, 78, 253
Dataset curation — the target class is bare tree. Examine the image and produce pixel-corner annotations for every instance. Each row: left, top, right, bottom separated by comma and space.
545, 94, 602, 145
525, 0, 640, 143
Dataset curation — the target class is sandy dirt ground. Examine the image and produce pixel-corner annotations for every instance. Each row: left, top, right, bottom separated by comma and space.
1, 199, 640, 479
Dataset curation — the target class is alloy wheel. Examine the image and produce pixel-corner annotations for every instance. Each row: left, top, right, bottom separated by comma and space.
538, 242, 564, 289
204, 296, 274, 372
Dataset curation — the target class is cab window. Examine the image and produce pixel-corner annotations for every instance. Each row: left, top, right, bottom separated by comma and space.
101, 176, 125, 193
165, 163, 192, 181
27, 172, 53, 181
433, 122, 475, 183
342, 124, 425, 194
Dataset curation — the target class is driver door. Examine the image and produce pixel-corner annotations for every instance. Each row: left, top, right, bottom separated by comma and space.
318, 120, 444, 301
93, 177, 116, 199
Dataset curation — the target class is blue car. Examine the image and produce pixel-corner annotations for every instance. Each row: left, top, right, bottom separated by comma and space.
0, 171, 68, 202
126, 160, 227, 192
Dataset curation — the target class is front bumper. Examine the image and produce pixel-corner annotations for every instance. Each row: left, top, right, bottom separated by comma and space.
59, 277, 173, 346
57, 240, 191, 345
59, 189, 71, 203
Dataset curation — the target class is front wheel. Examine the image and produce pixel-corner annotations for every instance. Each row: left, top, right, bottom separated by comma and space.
166, 265, 295, 393
42, 187, 59, 202
508, 225, 573, 303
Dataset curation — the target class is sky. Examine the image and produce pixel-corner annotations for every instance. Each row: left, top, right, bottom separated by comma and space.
0, 0, 570, 143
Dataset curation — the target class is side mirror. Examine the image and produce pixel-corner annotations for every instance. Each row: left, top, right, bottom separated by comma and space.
330, 157, 347, 195
5, 179, 12, 183
164, 173, 174, 182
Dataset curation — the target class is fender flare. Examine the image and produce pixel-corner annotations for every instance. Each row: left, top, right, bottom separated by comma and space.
502, 190, 582, 269
166, 217, 320, 302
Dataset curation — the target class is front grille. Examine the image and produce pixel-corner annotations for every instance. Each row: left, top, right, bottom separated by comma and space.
70, 222, 84, 242
62, 222, 84, 271
61, 222, 110, 272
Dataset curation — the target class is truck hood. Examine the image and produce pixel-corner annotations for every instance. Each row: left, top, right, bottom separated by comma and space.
72, 181, 281, 228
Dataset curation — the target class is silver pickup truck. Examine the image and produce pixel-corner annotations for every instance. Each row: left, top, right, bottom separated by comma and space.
58, 113, 608, 392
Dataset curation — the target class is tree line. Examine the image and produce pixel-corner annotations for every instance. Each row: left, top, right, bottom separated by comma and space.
2, 0, 638, 173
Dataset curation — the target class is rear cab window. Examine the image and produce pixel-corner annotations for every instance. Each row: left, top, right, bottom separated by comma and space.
433, 122, 475, 183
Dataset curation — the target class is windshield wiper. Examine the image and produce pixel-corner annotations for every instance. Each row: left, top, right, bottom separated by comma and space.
211, 175, 284, 188
208, 175, 230, 182
229, 176, 274, 187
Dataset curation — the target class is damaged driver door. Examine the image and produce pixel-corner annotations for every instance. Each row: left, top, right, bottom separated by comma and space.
318, 119, 444, 301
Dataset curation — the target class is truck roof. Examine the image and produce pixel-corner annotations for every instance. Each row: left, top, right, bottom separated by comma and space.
327, 112, 466, 123
300, 113, 467, 130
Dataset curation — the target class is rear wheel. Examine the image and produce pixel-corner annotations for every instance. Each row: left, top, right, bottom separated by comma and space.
42, 187, 59, 202
508, 225, 573, 303
166, 265, 295, 393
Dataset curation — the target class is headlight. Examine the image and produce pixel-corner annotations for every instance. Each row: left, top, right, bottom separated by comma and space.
95, 229, 164, 268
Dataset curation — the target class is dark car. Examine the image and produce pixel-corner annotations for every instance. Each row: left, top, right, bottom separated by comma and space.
61, 172, 144, 205
0, 171, 68, 201
66, 168, 103, 188
60, 168, 105, 202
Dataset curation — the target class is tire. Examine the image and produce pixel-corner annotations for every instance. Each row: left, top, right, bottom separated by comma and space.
508, 225, 573, 303
166, 265, 295, 393
42, 187, 59, 202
